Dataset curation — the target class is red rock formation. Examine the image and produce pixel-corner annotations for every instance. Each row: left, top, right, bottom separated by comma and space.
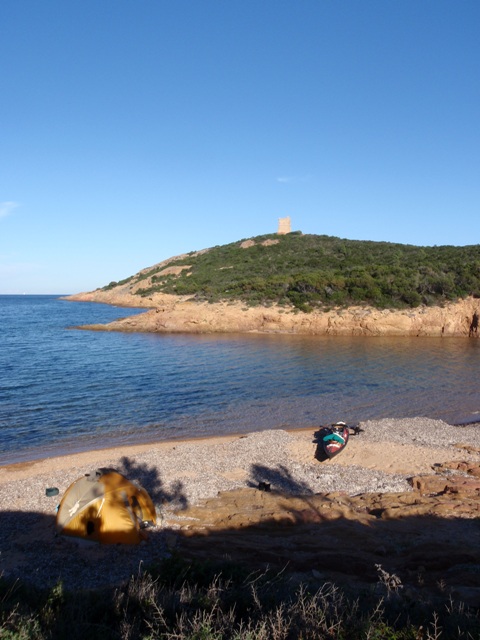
68, 288, 480, 337
165, 467, 480, 605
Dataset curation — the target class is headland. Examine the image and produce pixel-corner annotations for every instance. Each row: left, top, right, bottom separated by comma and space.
67, 288, 480, 337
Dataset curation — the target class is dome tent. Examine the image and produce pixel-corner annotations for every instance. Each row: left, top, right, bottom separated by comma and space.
56, 468, 156, 544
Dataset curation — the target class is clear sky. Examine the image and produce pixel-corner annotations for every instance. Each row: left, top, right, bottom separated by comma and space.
1, 1, 479, 294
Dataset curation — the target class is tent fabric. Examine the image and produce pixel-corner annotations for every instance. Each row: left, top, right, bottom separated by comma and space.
56, 468, 156, 544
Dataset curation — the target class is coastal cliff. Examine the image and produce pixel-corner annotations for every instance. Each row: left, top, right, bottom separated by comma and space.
68, 288, 479, 337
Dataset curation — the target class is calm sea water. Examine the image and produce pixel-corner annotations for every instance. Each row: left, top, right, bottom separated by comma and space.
1, 295, 479, 464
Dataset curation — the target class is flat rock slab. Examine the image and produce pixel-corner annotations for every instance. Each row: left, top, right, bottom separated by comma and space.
168, 480, 480, 605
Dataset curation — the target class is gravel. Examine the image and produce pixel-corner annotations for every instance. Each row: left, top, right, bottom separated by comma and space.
1, 417, 479, 591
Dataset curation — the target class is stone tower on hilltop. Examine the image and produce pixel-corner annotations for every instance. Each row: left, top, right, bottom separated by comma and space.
277, 216, 291, 235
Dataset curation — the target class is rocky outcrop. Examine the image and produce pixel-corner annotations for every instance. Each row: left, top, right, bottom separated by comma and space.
67, 288, 480, 337
167, 467, 480, 604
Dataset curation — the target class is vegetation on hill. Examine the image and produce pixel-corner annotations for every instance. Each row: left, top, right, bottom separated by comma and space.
104, 233, 480, 311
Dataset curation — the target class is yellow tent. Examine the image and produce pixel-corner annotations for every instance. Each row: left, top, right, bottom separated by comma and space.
56, 468, 157, 544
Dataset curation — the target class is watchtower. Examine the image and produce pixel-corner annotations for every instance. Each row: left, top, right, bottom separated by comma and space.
277, 216, 291, 235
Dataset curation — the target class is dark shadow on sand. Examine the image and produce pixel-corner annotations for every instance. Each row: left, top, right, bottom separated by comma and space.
0, 459, 189, 591
117, 455, 188, 509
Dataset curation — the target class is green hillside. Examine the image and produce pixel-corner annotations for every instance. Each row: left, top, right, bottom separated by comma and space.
104, 233, 480, 311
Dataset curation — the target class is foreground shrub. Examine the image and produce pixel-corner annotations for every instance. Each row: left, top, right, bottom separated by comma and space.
1, 558, 480, 639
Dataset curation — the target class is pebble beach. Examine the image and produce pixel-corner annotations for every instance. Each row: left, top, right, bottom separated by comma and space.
1, 417, 480, 590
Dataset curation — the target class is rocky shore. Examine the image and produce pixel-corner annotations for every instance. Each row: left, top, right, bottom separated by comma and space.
1, 418, 480, 603
66, 289, 480, 337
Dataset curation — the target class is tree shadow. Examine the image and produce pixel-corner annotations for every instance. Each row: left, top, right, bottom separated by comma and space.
247, 463, 315, 495
117, 456, 188, 510
0, 460, 188, 591
2, 503, 479, 639
0, 508, 175, 591
169, 485, 480, 611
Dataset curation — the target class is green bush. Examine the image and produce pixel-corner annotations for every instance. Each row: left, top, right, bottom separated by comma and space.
108, 233, 480, 311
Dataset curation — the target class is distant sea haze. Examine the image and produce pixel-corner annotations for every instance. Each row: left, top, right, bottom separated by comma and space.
1, 295, 479, 465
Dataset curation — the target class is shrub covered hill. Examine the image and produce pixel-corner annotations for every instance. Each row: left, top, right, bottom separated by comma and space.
103, 232, 480, 312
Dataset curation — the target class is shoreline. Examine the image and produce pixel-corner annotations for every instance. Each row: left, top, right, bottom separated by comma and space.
0, 429, 255, 476
3, 417, 480, 496
1, 424, 323, 468
65, 290, 480, 337
4, 415, 480, 470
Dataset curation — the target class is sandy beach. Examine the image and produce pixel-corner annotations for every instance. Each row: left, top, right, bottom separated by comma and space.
1, 417, 480, 598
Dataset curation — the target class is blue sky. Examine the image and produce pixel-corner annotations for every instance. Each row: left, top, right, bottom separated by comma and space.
1, 1, 479, 294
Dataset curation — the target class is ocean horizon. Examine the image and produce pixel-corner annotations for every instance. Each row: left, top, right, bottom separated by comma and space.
1, 295, 479, 465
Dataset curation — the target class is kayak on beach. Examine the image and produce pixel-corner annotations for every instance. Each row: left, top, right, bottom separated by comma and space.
314, 422, 362, 460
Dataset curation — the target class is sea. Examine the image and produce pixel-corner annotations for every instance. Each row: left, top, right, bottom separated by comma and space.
1, 295, 479, 465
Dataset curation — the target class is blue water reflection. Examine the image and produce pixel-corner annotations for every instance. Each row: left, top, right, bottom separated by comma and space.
0, 295, 479, 463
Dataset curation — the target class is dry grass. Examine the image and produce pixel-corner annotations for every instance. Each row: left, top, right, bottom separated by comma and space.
1, 557, 480, 640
